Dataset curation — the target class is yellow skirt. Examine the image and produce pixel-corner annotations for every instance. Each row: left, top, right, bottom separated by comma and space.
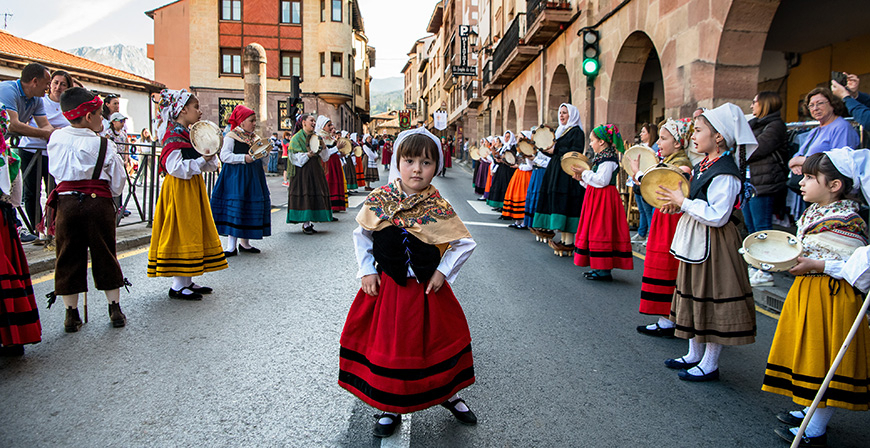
762, 274, 870, 410
147, 175, 228, 277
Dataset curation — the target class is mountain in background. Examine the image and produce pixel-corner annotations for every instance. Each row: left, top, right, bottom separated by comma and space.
68, 45, 154, 79
370, 76, 404, 95
370, 90, 403, 115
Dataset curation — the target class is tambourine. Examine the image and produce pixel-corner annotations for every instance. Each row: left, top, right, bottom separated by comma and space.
738, 230, 802, 272
469, 146, 480, 161
337, 138, 353, 155
308, 135, 322, 153
639, 164, 690, 208
622, 145, 658, 178
189, 120, 222, 157
560, 151, 590, 176
533, 125, 556, 150
478, 146, 491, 160
248, 139, 270, 160
517, 140, 536, 157
503, 151, 517, 165
353, 145, 364, 157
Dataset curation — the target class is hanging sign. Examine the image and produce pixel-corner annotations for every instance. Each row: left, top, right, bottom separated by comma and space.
433, 111, 448, 131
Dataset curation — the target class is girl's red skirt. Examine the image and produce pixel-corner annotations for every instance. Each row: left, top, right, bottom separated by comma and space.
639, 210, 681, 315
0, 205, 41, 347
339, 274, 474, 414
573, 185, 633, 271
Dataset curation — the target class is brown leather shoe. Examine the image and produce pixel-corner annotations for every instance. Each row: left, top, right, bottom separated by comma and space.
64, 307, 83, 333
108, 302, 126, 328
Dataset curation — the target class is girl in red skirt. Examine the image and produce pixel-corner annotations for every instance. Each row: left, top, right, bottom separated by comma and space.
340, 127, 478, 438
634, 118, 693, 336
572, 124, 634, 281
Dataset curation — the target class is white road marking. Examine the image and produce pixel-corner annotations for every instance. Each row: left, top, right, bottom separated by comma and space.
463, 221, 510, 228
380, 413, 411, 448
465, 200, 501, 215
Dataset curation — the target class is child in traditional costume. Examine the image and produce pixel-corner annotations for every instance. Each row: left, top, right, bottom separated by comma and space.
635, 119, 693, 336
315, 116, 348, 213
148, 89, 227, 300
362, 134, 379, 190
45, 87, 128, 329
571, 124, 633, 280
342, 131, 359, 193
353, 133, 366, 189
339, 127, 478, 438
657, 103, 757, 381
487, 131, 517, 212
503, 131, 533, 228
0, 107, 41, 354
762, 148, 870, 447
210, 104, 271, 256
534, 104, 586, 255
285, 114, 333, 234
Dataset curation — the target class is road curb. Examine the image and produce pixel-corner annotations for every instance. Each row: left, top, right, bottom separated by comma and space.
27, 234, 152, 276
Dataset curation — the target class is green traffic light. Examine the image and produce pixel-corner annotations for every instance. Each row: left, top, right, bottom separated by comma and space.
583, 58, 599, 76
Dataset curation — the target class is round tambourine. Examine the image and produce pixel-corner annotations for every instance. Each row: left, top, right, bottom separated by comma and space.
517, 139, 536, 157
337, 138, 354, 155
353, 145, 364, 157
308, 134, 322, 153
189, 120, 222, 157
560, 151, 590, 176
503, 151, 517, 165
533, 125, 556, 150
639, 164, 690, 208
739, 230, 802, 272
622, 145, 658, 178
469, 146, 480, 161
248, 138, 270, 160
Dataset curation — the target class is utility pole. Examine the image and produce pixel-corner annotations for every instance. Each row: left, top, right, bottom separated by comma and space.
2, 13, 12, 29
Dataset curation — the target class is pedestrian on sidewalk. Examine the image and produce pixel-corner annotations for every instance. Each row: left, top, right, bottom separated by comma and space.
762, 148, 870, 447
339, 127, 479, 438
210, 105, 271, 256
44, 87, 128, 331
634, 118, 693, 337
572, 124, 634, 281
285, 114, 333, 234
657, 103, 757, 382
147, 89, 227, 300
0, 108, 41, 356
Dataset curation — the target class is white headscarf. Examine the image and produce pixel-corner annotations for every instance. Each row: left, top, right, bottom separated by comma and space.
502, 130, 516, 153
341, 130, 348, 138
388, 127, 443, 183
555, 103, 582, 140
700, 103, 758, 162
154, 89, 192, 141
314, 115, 331, 137
521, 130, 532, 140
350, 132, 358, 141
826, 147, 870, 203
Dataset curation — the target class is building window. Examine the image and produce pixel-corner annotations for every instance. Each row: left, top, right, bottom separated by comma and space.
347, 54, 353, 80
331, 52, 342, 77
332, 0, 342, 22
320, 53, 326, 77
220, 48, 242, 75
219, 98, 245, 127
320, 0, 326, 22
221, 0, 241, 21
281, 52, 302, 77
280, 1, 302, 24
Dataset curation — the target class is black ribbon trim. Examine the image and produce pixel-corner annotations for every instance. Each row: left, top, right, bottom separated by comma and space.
212, 221, 272, 231
340, 344, 471, 381
674, 290, 754, 304
640, 290, 674, 303
763, 374, 870, 407
766, 363, 870, 388
339, 366, 474, 409
573, 247, 633, 258
670, 321, 756, 339
0, 309, 40, 327
641, 276, 677, 287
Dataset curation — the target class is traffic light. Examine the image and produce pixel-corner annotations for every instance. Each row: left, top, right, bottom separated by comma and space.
582, 30, 600, 78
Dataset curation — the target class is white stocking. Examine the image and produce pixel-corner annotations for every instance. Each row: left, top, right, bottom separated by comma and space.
225, 236, 238, 252
172, 276, 193, 291
105, 288, 120, 304
687, 342, 722, 376
239, 238, 251, 249
683, 337, 704, 364
562, 232, 575, 246
61, 294, 79, 308
800, 406, 834, 437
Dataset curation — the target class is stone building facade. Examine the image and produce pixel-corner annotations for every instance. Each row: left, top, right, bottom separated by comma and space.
147, 0, 374, 136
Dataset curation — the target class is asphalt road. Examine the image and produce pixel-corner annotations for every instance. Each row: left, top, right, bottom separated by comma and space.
1, 165, 866, 447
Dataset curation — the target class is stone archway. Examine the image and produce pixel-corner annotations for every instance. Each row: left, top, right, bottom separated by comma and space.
606, 31, 663, 143
506, 100, 517, 134
547, 64, 571, 125
523, 86, 538, 131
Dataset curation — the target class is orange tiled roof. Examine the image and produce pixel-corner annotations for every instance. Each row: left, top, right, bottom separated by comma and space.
0, 30, 162, 89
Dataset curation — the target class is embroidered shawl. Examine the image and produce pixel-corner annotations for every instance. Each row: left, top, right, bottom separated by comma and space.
797, 200, 867, 263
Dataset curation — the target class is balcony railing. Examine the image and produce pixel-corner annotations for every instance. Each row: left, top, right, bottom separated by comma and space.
482, 60, 492, 87
466, 81, 479, 102
492, 13, 526, 72
525, 0, 574, 45
527, 0, 571, 27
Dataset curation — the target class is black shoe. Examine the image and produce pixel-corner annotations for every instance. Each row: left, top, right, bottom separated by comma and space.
168, 287, 203, 301
302, 226, 315, 235
776, 412, 804, 427
64, 307, 83, 333
441, 398, 477, 425
678, 366, 720, 382
498, 215, 511, 220
224, 248, 238, 257
331, 217, 339, 222
238, 245, 261, 254
372, 413, 401, 438
664, 356, 699, 370
584, 271, 613, 282
0, 345, 25, 357
189, 285, 213, 294
774, 428, 827, 447
636, 323, 676, 338
508, 223, 524, 229
108, 302, 126, 328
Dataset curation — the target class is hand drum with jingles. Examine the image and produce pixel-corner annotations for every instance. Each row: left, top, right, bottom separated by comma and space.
517, 140, 536, 157
503, 151, 517, 165
622, 145, 658, 178
189, 120, 223, 157
639, 164, 690, 208
308, 134, 322, 153
248, 139, 270, 160
337, 137, 354, 155
469, 146, 480, 161
560, 151, 590, 176
738, 230, 802, 272
533, 125, 556, 150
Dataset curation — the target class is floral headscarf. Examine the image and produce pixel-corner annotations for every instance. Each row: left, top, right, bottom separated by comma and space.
154, 89, 192, 141
592, 124, 625, 153
659, 118, 693, 152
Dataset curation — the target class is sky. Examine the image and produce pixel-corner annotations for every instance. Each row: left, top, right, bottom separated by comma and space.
2, 0, 441, 79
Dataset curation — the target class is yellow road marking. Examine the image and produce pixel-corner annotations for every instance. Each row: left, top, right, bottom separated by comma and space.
633, 251, 645, 260
755, 305, 780, 320
31, 246, 149, 286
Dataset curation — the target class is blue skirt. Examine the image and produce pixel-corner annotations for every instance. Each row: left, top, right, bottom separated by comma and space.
523, 167, 545, 228
210, 162, 272, 239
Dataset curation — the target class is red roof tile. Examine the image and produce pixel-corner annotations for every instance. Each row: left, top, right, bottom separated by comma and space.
0, 30, 163, 89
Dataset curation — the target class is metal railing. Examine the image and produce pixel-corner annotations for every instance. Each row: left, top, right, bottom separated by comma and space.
466, 80, 479, 101
785, 116, 866, 151
482, 60, 492, 87
11, 139, 220, 234
526, 0, 572, 28
492, 13, 527, 72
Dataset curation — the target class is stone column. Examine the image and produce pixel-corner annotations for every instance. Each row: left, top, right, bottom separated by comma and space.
244, 43, 268, 135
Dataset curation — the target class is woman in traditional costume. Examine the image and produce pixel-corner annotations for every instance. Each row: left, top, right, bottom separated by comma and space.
362, 134, 379, 190
210, 105, 271, 256
285, 114, 333, 234
502, 131, 533, 228
315, 116, 348, 213
486, 131, 517, 212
